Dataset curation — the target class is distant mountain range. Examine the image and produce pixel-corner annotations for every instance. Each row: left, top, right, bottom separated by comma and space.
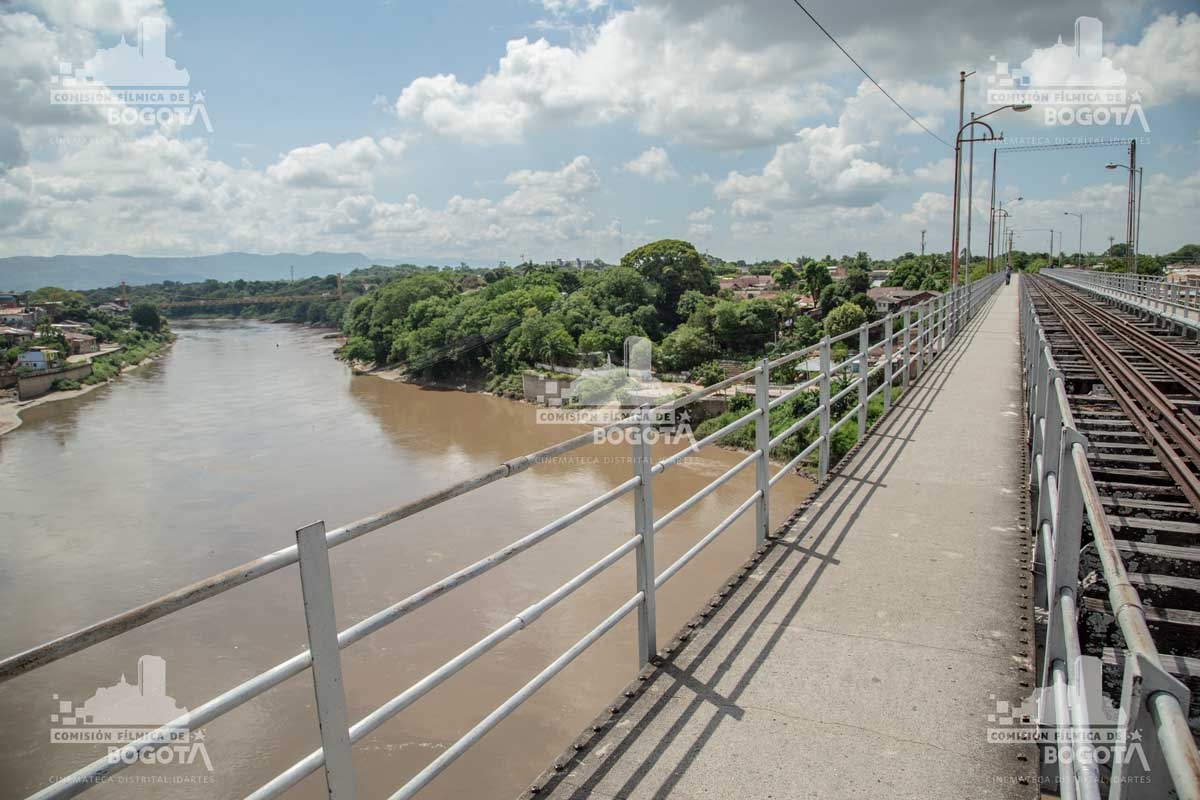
0, 252, 375, 291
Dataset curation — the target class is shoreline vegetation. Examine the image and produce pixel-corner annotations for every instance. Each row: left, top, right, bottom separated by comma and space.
0, 337, 173, 438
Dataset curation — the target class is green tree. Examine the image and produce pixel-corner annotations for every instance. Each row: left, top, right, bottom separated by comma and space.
803, 260, 832, 300
772, 263, 801, 289
620, 239, 716, 324
657, 324, 718, 371
824, 302, 867, 339
130, 303, 164, 332
689, 360, 726, 387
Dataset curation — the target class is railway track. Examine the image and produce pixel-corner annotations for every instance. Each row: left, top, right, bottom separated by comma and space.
1026, 274, 1200, 737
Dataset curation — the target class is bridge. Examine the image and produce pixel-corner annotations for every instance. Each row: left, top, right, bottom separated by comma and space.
157, 273, 345, 309
3, 271, 1198, 800
158, 292, 339, 310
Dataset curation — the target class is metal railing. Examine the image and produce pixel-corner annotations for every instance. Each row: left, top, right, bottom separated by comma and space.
5, 274, 1003, 800
1043, 268, 1200, 331
1020, 279, 1200, 800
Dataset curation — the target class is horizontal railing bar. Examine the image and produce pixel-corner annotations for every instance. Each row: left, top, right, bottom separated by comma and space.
249, 534, 643, 799
830, 354, 858, 374
768, 342, 821, 369
769, 437, 823, 487
387, 592, 645, 800
867, 361, 885, 378
829, 406, 859, 436
867, 381, 887, 402
768, 405, 822, 449
27, 475, 641, 800
828, 327, 862, 345
655, 490, 761, 589
654, 451, 757, 533
767, 374, 822, 410
652, 409, 760, 475
830, 381, 857, 406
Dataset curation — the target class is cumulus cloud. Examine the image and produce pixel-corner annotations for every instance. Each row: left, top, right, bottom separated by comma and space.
393, 4, 837, 149
621, 146, 677, 182
1109, 12, 1200, 106
266, 137, 406, 190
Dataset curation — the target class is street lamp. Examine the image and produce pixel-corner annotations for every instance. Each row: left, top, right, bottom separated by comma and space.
1064, 212, 1084, 267
1106, 158, 1143, 272
990, 196, 1021, 273
950, 102, 1031, 286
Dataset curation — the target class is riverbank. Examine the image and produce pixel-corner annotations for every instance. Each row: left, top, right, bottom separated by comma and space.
0, 345, 172, 439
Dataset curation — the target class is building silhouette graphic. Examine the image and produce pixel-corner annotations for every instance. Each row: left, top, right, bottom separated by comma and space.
55, 16, 190, 88
51, 655, 187, 727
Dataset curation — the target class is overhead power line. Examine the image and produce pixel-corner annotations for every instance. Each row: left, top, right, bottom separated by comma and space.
786, 0, 954, 149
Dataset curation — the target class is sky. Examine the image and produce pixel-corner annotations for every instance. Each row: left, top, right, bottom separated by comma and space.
0, 0, 1198, 265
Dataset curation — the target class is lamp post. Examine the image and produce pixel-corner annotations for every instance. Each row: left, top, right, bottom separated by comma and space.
950, 102, 1031, 287
1064, 211, 1084, 267
990, 196, 1020, 273
1106, 155, 1143, 273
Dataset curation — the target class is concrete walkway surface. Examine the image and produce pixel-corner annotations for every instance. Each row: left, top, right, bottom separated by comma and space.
533, 282, 1036, 800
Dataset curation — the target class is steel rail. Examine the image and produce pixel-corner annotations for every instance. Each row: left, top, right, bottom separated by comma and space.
1024, 279, 1200, 799
1031, 277, 1200, 511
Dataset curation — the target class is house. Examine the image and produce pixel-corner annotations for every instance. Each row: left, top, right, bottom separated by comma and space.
866, 287, 942, 315
95, 302, 127, 314
16, 347, 61, 370
0, 306, 43, 330
827, 264, 848, 281
63, 331, 99, 355
1164, 266, 1200, 285
51, 321, 91, 335
0, 326, 35, 346
718, 274, 776, 299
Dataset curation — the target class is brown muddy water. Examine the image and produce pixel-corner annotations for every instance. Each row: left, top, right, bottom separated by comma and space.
0, 320, 813, 799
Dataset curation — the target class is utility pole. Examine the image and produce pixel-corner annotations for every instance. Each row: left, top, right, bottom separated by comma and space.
290, 265, 294, 283
965, 111, 975, 286
1126, 139, 1137, 272
987, 149, 997, 274
920, 229, 926, 257
949, 69, 967, 287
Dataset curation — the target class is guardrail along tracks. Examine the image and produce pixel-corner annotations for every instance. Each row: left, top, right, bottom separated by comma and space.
1024, 272, 1200, 798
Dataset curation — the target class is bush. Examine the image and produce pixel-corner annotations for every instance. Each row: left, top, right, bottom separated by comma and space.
341, 336, 375, 363
51, 378, 82, 391
689, 360, 726, 387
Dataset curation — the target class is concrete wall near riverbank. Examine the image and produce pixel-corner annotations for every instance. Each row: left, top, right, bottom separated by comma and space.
18, 364, 93, 401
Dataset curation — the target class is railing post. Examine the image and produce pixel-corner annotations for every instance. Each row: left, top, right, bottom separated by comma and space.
631, 412, 657, 666
818, 336, 831, 480
857, 325, 868, 437
915, 304, 926, 376
295, 521, 358, 800
883, 314, 894, 413
754, 359, 770, 548
901, 308, 912, 392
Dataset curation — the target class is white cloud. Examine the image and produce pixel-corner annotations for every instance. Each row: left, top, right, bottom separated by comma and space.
16, 0, 169, 35
687, 207, 715, 222
393, 5, 837, 149
266, 137, 406, 190
621, 146, 677, 182
1109, 12, 1200, 106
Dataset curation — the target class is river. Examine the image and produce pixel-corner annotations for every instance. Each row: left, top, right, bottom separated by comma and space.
0, 320, 813, 799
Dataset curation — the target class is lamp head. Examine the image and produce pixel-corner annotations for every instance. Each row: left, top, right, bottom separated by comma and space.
1012, 104, 1033, 112
1105, 163, 1120, 170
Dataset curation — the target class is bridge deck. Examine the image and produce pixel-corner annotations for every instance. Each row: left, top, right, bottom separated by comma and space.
535, 283, 1035, 800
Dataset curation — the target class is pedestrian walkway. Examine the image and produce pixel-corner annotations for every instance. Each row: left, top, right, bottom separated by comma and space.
536, 282, 1036, 799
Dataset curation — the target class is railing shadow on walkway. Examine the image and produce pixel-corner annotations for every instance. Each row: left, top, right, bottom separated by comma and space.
538, 286, 1008, 800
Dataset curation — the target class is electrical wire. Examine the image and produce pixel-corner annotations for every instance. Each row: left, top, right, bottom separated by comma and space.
787, 0, 953, 148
